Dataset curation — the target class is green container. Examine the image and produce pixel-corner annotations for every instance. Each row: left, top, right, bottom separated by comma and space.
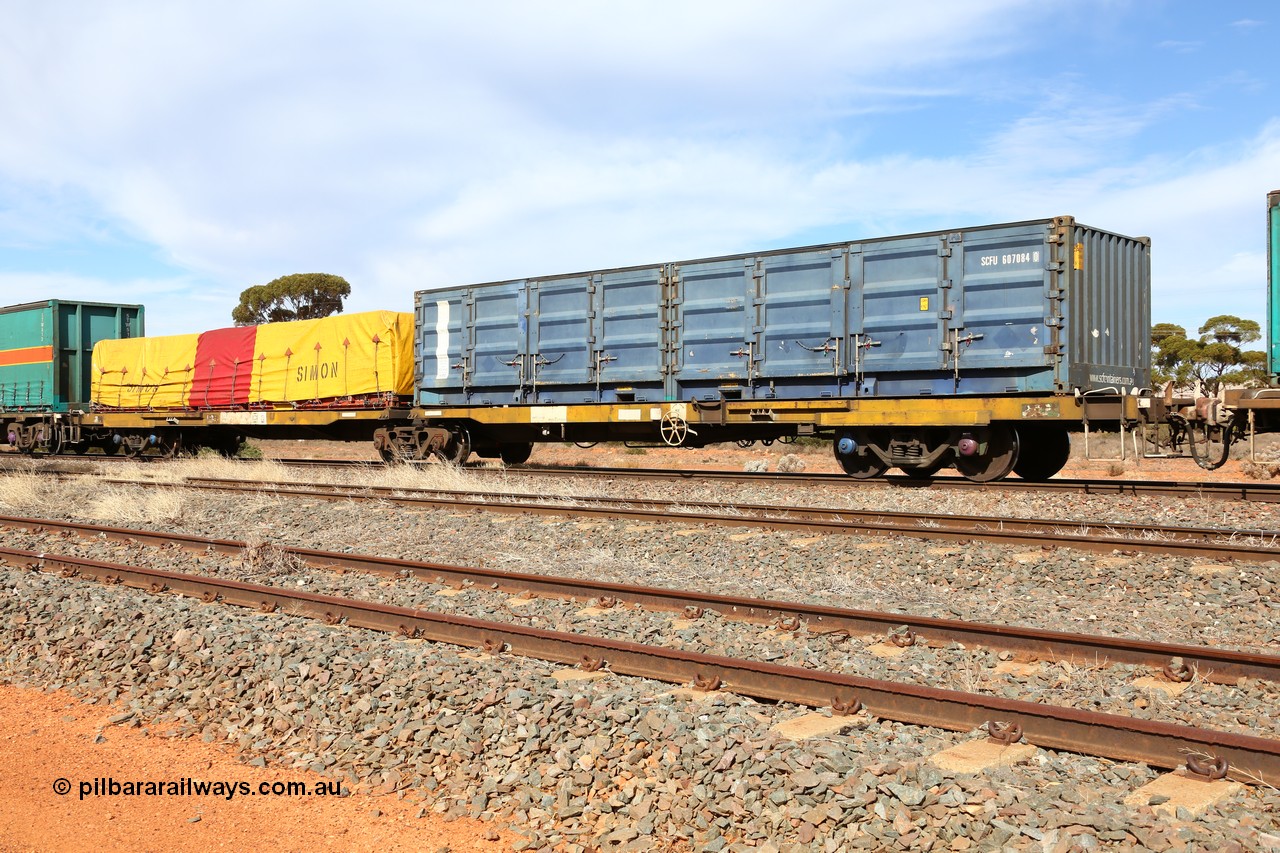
0, 300, 144, 411
1269, 190, 1279, 381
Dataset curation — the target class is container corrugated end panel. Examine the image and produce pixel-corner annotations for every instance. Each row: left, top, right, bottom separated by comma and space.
250, 311, 414, 406
91, 334, 199, 410
1062, 219, 1152, 394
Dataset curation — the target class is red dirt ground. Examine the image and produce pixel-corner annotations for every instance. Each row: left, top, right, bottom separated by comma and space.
0, 684, 516, 853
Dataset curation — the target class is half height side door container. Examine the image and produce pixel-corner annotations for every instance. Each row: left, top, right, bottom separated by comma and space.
417, 266, 668, 406
416, 215, 1150, 405
0, 300, 143, 410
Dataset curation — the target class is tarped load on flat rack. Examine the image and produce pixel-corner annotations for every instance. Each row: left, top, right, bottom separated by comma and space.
90, 333, 200, 409
92, 311, 414, 409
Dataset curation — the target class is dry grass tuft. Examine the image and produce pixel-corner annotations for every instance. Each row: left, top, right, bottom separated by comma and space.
86, 484, 185, 525
240, 539, 309, 577
95, 457, 302, 486
174, 457, 298, 483
370, 462, 491, 493
0, 473, 46, 510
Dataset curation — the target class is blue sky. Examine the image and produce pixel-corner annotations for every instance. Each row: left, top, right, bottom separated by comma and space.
1, 1, 1276, 339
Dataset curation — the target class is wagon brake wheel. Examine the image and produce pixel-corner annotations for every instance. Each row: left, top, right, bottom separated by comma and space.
659, 412, 690, 447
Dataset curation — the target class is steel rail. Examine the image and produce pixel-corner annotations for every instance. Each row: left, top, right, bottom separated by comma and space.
239, 458, 1280, 503
480, 463, 1280, 504
125, 476, 1280, 563
13, 452, 1280, 503
187, 476, 1280, 546
2, 513, 1278, 686
4, 543, 1278, 786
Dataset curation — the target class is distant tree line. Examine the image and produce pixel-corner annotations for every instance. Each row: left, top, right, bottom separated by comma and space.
232, 273, 351, 326
1151, 315, 1267, 393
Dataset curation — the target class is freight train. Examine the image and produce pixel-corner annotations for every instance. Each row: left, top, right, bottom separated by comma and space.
4, 195, 1279, 482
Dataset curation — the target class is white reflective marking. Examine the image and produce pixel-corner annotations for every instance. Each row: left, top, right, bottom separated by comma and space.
530, 406, 568, 423
435, 301, 450, 380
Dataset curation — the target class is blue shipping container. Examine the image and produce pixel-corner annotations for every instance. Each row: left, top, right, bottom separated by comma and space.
416, 216, 1149, 405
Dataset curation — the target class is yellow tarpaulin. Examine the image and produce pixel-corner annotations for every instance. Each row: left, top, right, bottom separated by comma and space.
91, 311, 413, 409
92, 333, 199, 409
249, 311, 414, 403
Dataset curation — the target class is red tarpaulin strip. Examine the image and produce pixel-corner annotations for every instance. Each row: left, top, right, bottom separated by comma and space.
190, 326, 258, 408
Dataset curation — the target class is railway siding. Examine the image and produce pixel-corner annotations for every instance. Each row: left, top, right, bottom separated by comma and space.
3, 527, 1278, 746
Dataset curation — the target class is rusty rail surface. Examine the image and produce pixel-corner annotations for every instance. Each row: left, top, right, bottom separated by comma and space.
228, 457, 1280, 503
12, 452, 1279, 503
3, 543, 1278, 787
2, 514, 1278, 686
496, 464, 1280, 503
122, 476, 1280, 564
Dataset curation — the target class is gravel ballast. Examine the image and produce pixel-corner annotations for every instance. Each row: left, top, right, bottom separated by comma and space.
1, 461, 1278, 850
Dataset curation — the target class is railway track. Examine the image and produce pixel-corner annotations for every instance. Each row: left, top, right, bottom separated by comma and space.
254, 457, 1280, 503
4, 513, 1277, 684
491, 463, 1280, 504
12, 452, 1279, 502
103, 475, 1280, 564
4, 533, 1278, 786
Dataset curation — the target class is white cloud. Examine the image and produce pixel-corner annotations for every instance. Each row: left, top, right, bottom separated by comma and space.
0, 1, 1029, 254
0, 0, 1275, 344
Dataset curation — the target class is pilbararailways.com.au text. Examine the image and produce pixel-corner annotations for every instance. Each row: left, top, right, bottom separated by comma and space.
54, 777, 347, 801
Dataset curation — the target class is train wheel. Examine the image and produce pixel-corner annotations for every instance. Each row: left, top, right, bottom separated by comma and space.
435, 426, 472, 465
498, 443, 533, 465
213, 435, 245, 458
1012, 427, 1070, 481
833, 435, 888, 479
837, 453, 888, 479
373, 428, 405, 464
43, 428, 63, 456
100, 440, 120, 456
955, 425, 1019, 482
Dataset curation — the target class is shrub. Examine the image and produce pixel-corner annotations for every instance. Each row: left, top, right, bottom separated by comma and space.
237, 442, 264, 460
